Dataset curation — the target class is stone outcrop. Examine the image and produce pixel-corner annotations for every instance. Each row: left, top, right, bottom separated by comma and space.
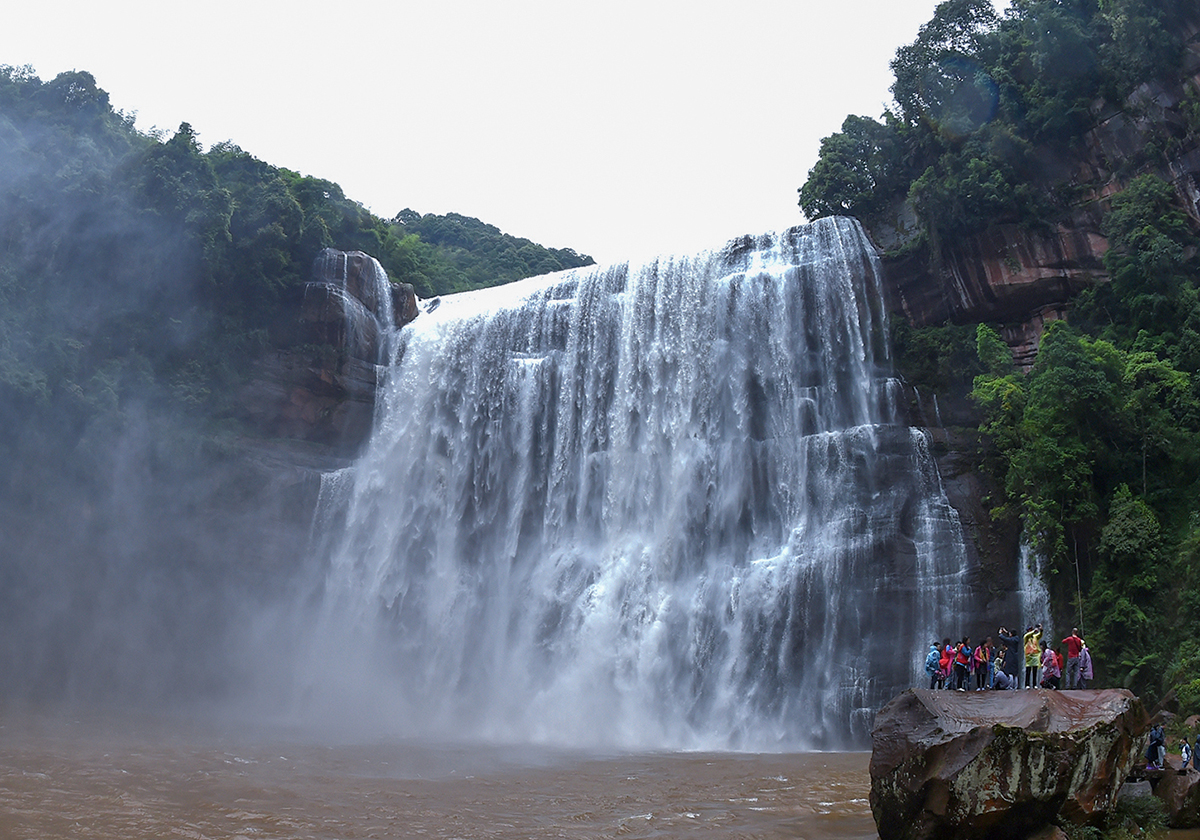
237, 249, 419, 457
883, 221, 1105, 340
870, 688, 1146, 840
1151, 766, 1200, 828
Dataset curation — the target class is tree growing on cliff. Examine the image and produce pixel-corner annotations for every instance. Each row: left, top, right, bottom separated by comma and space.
798, 115, 911, 221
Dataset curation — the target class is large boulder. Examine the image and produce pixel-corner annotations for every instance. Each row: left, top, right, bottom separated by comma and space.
870, 688, 1146, 840
1152, 767, 1200, 828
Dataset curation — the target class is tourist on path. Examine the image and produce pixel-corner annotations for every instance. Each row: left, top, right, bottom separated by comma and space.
1147, 724, 1166, 770
1062, 628, 1085, 689
938, 638, 953, 689
1024, 624, 1043, 688
974, 638, 993, 690
954, 637, 972, 691
925, 641, 941, 689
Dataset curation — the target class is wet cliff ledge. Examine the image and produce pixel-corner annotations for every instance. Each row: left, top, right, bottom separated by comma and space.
870, 688, 1146, 840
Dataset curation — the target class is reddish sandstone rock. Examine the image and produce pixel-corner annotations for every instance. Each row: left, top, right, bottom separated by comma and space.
870, 688, 1146, 840
1153, 768, 1200, 828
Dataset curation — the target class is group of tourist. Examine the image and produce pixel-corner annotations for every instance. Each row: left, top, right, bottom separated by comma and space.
1146, 728, 1200, 772
1172, 732, 1200, 772
922, 624, 1094, 691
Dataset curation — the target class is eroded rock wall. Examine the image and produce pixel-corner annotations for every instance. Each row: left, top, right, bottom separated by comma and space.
237, 249, 419, 458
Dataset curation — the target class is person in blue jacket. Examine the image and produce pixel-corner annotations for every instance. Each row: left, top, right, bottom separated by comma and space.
924, 642, 942, 689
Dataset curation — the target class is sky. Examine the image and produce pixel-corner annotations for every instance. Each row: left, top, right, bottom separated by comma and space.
4, 0, 959, 264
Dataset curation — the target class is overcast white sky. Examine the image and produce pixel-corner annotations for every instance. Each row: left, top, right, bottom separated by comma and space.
5, 0, 957, 264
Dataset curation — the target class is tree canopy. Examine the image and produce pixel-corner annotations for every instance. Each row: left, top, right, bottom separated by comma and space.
0, 64, 594, 441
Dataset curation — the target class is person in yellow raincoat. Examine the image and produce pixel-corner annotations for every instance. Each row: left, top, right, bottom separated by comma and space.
1023, 623, 1043, 688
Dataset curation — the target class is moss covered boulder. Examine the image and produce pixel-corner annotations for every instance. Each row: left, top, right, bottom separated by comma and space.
870, 688, 1146, 840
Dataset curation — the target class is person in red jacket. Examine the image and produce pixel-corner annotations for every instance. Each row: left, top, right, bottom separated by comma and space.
938, 639, 954, 689
1062, 628, 1084, 689
954, 636, 972, 691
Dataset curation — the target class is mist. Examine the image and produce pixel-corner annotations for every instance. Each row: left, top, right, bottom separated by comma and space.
0, 69, 327, 724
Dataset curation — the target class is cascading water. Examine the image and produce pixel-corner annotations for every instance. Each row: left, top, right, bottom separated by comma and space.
303, 217, 972, 750
1018, 540, 1052, 634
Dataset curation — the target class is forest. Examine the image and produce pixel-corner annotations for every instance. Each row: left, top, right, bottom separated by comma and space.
0, 63, 593, 498
801, 0, 1200, 712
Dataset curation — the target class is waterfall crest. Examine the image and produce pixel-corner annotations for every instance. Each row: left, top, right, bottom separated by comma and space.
305, 217, 971, 749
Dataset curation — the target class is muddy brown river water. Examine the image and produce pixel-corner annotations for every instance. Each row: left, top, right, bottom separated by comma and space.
0, 708, 876, 839
5, 708, 1200, 840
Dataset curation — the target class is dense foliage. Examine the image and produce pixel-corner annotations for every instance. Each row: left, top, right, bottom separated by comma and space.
0, 65, 592, 442
811, 1, 1200, 707
392, 209, 592, 293
968, 170, 1200, 705
800, 0, 1195, 239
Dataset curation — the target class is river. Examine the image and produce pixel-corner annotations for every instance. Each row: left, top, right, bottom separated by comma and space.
1, 707, 875, 839
7, 707, 1200, 839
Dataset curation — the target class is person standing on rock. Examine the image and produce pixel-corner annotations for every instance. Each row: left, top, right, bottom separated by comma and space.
1147, 724, 1166, 770
998, 626, 1022, 680
938, 638, 954, 689
1062, 628, 1085, 689
925, 641, 942, 689
1040, 640, 1061, 689
1024, 624, 1043, 688
954, 636, 972, 691
1078, 642, 1093, 688
973, 638, 993, 691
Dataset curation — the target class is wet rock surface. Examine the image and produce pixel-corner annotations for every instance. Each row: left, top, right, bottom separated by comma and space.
239, 249, 420, 457
1151, 765, 1200, 828
870, 688, 1146, 840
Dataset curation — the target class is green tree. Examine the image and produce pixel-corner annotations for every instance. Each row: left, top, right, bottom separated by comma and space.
890, 0, 1001, 133
1086, 484, 1163, 692
799, 115, 909, 220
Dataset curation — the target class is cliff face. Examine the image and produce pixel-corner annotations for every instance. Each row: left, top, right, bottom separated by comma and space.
238, 249, 419, 458
868, 31, 1200, 626
872, 29, 1200, 368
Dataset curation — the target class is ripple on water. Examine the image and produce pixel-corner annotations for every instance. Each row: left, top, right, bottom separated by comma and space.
0, 710, 878, 840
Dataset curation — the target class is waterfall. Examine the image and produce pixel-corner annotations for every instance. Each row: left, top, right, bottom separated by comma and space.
303, 217, 972, 750
1018, 540, 1052, 637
